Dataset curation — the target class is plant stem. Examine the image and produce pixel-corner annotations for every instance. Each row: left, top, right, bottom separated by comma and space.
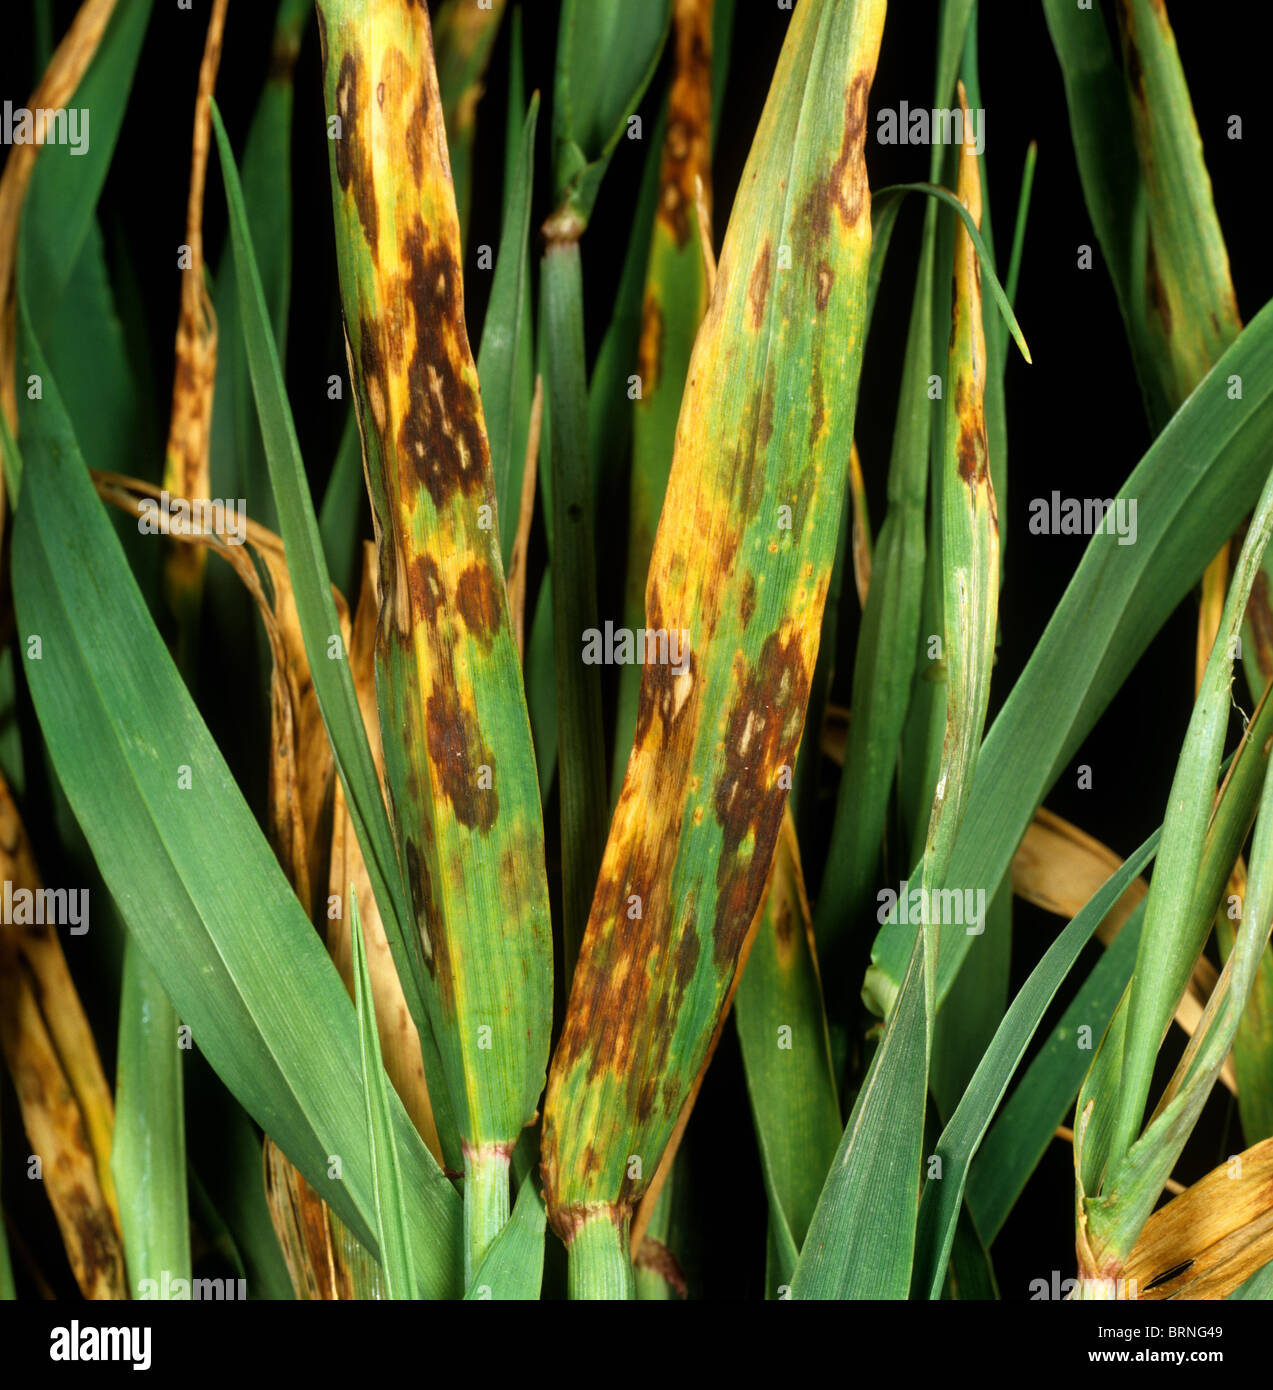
567, 1208, 634, 1300
463, 1147, 511, 1287
542, 234, 608, 984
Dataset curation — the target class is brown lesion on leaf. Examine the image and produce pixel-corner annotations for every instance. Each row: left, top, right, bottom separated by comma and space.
1117, 0, 1146, 103
656, 0, 714, 247
788, 458, 819, 541
712, 629, 811, 965
547, 852, 705, 1182
956, 412, 989, 486
815, 259, 834, 313
455, 561, 504, 648
358, 326, 390, 437
64, 1185, 125, 1300
772, 897, 795, 953
634, 1074, 660, 1124
1246, 570, 1273, 687
748, 239, 772, 331
809, 355, 825, 450
1145, 230, 1172, 337
398, 216, 489, 509
799, 69, 873, 246
380, 45, 409, 112
409, 553, 446, 625
403, 836, 446, 995
637, 293, 665, 396
739, 572, 757, 630
953, 377, 989, 486
334, 51, 380, 257
632, 586, 696, 747
315, 3, 329, 70
425, 681, 498, 833
757, 373, 775, 449
406, 76, 432, 188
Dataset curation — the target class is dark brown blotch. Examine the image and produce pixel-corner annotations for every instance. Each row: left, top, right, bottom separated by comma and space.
632, 587, 694, 747
455, 561, 503, 648
333, 53, 379, 256
757, 376, 775, 449
799, 71, 872, 246
407, 77, 431, 187
1120, 4, 1145, 102
398, 217, 489, 509
712, 630, 811, 964
425, 683, 498, 833
956, 412, 989, 485
334, 55, 357, 190
409, 554, 446, 624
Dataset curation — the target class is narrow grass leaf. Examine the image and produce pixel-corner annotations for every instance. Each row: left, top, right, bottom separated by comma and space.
211, 100, 434, 1077
351, 890, 416, 1300
1106, 460, 1273, 1170
967, 903, 1143, 1244
792, 930, 927, 1299
865, 298, 1273, 1017
476, 91, 539, 568
112, 941, 189, 1297
614, 0, 717, 801
543, 0, 886, 1289
463, 1174, 547, 1300
913, 829, 1159, 1298
432, 0, 507, 250
734, 812, 841, 1286
11, 315, 462, 1292
550, 0, 671, 228
312, 1, 552, 1280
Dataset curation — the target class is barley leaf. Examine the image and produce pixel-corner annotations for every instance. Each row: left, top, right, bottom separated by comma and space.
463, 1173, 547, 1300
543, 0, 886, 1288
865, 298, 1273, 1018
112, 942, 189, 1297
351, 889, 416, 1300
313, 0, 553, 1280
11, 309, 462, 1293
913, 828, 1160, 1297
792, 930, 928, 1299
210, 100, 433, 1072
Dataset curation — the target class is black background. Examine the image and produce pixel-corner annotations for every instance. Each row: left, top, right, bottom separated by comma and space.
2, 0, 1272, 1301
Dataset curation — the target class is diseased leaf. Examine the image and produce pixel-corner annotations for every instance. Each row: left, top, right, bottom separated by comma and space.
542, 0, 886, 1292
313, 0, 552, 1280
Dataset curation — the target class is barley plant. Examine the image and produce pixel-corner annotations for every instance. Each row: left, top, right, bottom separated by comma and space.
0, 0, 1271, 1316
